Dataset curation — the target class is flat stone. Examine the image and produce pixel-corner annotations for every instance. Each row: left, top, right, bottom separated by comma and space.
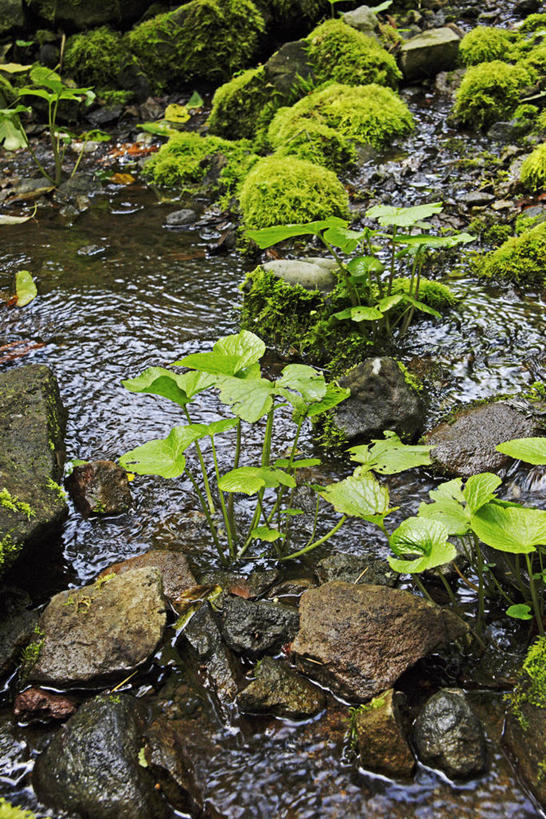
219, 594, 299, 658
461, 190, 495, 207
98, 550, 196, 607
316, 552, 398, 588
0, 365, 68, 576
238, 656, 325, 718
354, 689, 415, 778
400, 27, 461, 81
426, 401, 539, 478
28, 567, 167, 686
262, 259, 337, 292
291, 582, 467, 701
165, 208, 197, 227
66, 459, 131, 516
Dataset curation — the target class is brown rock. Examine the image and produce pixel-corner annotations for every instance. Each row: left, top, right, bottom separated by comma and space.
66, 459, 131, 516
291, 582, 467, 701
353, 689, 414, 778
98, 550, 196, 606
238, 656, 325, 718
14, 687, 77, 722
505, 704, 546, 807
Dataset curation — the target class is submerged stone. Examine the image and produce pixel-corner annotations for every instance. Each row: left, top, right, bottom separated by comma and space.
238, 656, 325, 717
315, 552, 398, 587
183, 603, 241, 700
66, 459, 131, 516
353, 689, 415, 778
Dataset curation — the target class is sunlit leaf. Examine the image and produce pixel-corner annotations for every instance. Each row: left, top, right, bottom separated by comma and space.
246, 217, 349, 249
122, 367, 213, 406
219, 375, 274, 423
119, 425, 204, 478
186, 91, 204, 109
137, 121, 177, 138
176, 330, 265, 377
0, 210, 34, 224
462, 472, 502, 515
471, 502, 546, 554
506, 603, 533, 620
306, 383, 350, 417
277, 363, 326, 403
377, 294, 404, 312
496, 437, 546, 466
366, 202, 443, 228
15, 269, 37, 306
0, 108, 28, 150
400, 294, 441, 318
219, 466, 296, 495
250, 525, 284, 542
388, 517, 456, 573
319, 473, 393, 524
164, 103, 190, 123
334, 305, 383, 322
349, 431, 433, 474
274, 457, 321, 469
322, 225, 364, 253
0, 62, 32, 73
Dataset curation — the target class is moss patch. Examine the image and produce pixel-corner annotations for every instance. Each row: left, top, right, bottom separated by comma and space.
507, 636, 546, 728
239, 155, 350, 229
391, 276, 458, 310
268, 83, 413, 152
207, 66, 275, 141
520, 143, 546, 192
271, 119, 356, 173
453, 60, 533, 129
458, 26, 516, 66
64, 26, 132, 89
306, 19, 401, 88
476, 221, 546, 288
0, 799, 38, 819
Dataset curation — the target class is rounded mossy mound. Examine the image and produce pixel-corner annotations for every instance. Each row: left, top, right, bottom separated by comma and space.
453, 61, 533, 129
64, 26, 132, 89
390, 277, 458, 310
477, 221, 546, 288
142, 132, 259, 201
239, 155, 350, 228
128, 0, 265, 90
518, 13, 546, 33
207, 67, 274, 141
458, 26, 516, 66
268, 83, 414, 151
271, 120, 356, 173
520, 143, 546, 192
306, 19, 401, 88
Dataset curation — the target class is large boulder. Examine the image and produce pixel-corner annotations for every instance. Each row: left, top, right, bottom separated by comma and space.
505, 703, 546, 807
291, 582, 467, 701
26, 0, 150, 29
238, 656, 325, 718
400, 28, 461, 81
27, 567, 167, 686
413, 688, 488, 778
33, 694, 168, 819
0, 365, 67, 577
0, 0, 24, 36
98, 549, 196, 607
425, 400, 540, 478
353, 689, 414, 778
332, 357, 424, 444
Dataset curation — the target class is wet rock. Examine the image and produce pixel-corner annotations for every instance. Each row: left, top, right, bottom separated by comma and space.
414, 688, 488, 778
219, 594, 299, 658
165, 208, 197, 227
33, 693, 167, 819
400, 28, 461, 81
98, 549, 196, 607
262, 258, 337, 292
268, 576, 316, 600
291, 582, 467, 701
14, 687, 77, 723
505, 703, 546, 807
28, 567, 167, 687
238, 656, 325, 718
353, 689, 415, 778
315, 552, 398, 588
0, 0, 24, 35
460, 190, 495, 207
488, 120, 533, 142
515, 0, 540, 12
87, 104, 123, 127
54, 172, 102, 202
27, 0, 149, 29
182, 603, 241, 700
200, 566, 280, 599
435, 68, 465, 95
425, 401, 539, 478
264, 40, 314, 96
0, 588, 38, 677
519, 204, 546, 226
66, 459, 131, 517
0, 365, 68, 576
333, 357, 424, 444
77, 243, 107, 256
342, 5, 379, 37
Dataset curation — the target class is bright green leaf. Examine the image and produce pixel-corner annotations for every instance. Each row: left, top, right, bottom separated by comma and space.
388, 517, 456, 573
176, 330, 265, 376
471, 503, 546, 554
322, 225, 364, 253
219, 375, 274, 423
246, 217, 348, 249
334, 305, 383, 322
119, 425, 204, 478
274, 457, 321, 469
122, 367, 213, 406
15, 270, 37, 306
463, 472, 502, 515
306, 383, 350, 417
401, 294, 441, 318
164, 103, 189, 123
186, 91, 204, 109
496, 437, 546, 466
349, 431, 433, 474
319, 473, 393, 524
506, 604, 533, 620
277, 364, 326, 403
250, 526, 284, 542
219, 466, 296, 495
366, 202, 443, 228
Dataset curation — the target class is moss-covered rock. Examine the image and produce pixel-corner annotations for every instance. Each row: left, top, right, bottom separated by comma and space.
142, 131, 259, 202
128, 0, 265, 90
520, 143, 546, 192
453, 61, 533, 129
272, 119, 356, 173
391, 276, 458, 310
27, 0, 148, 29
306, 19, 401, 88
477, 221, 546, 288
207, 66, 273, 141
518, 13, 546, 34
0, 799, 37, 819
458, 26, 516, 66
239, 155, 350, 229
64, 26, 133, 89
268, 82, 413, 151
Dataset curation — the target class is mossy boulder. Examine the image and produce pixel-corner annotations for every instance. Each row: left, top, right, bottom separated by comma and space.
0, 365, 67, 578
458, 26, 516, 66
128, 0, 265, 91
0, 0, 24, 36
476, 221, 546, 287
239, 155, 350, 229
272, 119, 356, 173
453, 61, 533, 129
306, 18, 401, 88
268, 83, 414, 152
26, 0, 149, 29
520, 142, 546, 192
64, 26, 134, 90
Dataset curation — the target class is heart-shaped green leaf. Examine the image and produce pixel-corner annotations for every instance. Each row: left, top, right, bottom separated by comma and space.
463, 472, 502, 515
506, 603, 533, 620
349, 431, 433, 474
176, 330, 265, 377
277, 364, 326, 403
496, 437, 546, 466
471, 502, 546, 554
246, 217, 348, 249
122, 367, 213, 406
119, 425, 204, 478
219, 375, 275, 423
219, 466, 296, 495
388, 517, 456, 573
319, 473, 393, 524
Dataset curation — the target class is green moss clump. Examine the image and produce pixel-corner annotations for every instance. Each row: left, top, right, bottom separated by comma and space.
477, 221, 546, 287
64, 26, 131, 89
98, 89, 133, 106
0, 799, 38, 819
507, 636, 546, 728
255, 0, 325, 24
128, 0, 265, 90
306, 19, 401, 88
142, 132, 259, 203
207, 66, 275, 141
268, 83, 413, 151
536, 110, 546, 134
390, 276, 458, 310
518, 13, 546, 33
520, 143, 546, 192
458, 26, 516, 66
453, 61, 533, 129
0, 533, 20, 574
0, 488, 34, 520
271, 119, 356, 173
239, 155, 350, 229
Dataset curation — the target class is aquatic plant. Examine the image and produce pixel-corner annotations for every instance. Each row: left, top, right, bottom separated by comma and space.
458, 26, 516, 66
238, 156, 350, 229
476, 221, 546, 288
520, 143, 546, 192
453, 61, 533, 129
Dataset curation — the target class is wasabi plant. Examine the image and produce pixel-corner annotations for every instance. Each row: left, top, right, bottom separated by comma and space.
119, 330, 433, 564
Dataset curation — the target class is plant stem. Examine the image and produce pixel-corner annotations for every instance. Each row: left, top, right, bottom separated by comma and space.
183, 407, 216, 516
413, 575, 435, 604
320, 234, 360, 307
210, 436, 235, 560
239, 405, 277, 558
525, 553, 544, 636
227, 419, 241, 539
185, 467, 225, 563
280, 515, 347, 560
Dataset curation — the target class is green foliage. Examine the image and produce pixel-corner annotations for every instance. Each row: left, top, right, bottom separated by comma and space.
496, 436, 546, 465
238, 155, 350, 229
64, 26, 132, 89
271, 119, 356, 174
518, 13, 546, 33
269, 82, 414, 151
349, 430, 433, 474
390, 277, 458, 310
15, 270, 37, 307
20, 625, 44, 676
128, 0, 265, 90
0, 488, 34, 520
0, 533, 19, 574
208, 66, 274, 141
506, 637, 546, 728
255, 0, 326, 24
453, 61, 532, 129
0, 798, 38, 818
458, 26, 516, 66
388, 517, 456, 573
305, 19, 401, 88
520, 143, 546, 193
476, 221, 546, 288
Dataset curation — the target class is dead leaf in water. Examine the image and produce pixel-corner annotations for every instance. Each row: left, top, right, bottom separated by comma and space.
0, 211, 35, 225
0, 339, 45, 362
110, 172, 135, 185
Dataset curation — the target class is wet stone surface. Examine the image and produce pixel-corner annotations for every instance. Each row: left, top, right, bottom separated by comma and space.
66, 459, 131, 517
219, 594, 299, 658
238, 656, 325, 718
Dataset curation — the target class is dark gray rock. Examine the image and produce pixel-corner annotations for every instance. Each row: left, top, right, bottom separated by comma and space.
400, 28, 461, 81
414, 688, 487, 778
264, 40, 314, 96
0, 365, 67, 577
165, 208, 197, 227
55, 172, 102, 201
291, 582, 467, 701
219, 594, 299, 658
238, 656, 325, 718
333, 357, 424, 444
66, 459, 131, 516
426, 401, 539, 478
0, 587, 38, 677
0, 0, 24, 35
316, 552, 398, 588
27, 0, 150, 29
33, 693, 167, 819
116, 63, 151, 104
505, 702, 546, 807
183, 603, 241, 700
460, 190, 495, 207
200, 566, 280, 599
98, 549, 196, 607
87, 104, 123, 127
353, 689, 414, 778
29, 567, 167, 686
487, 119, 533, 142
